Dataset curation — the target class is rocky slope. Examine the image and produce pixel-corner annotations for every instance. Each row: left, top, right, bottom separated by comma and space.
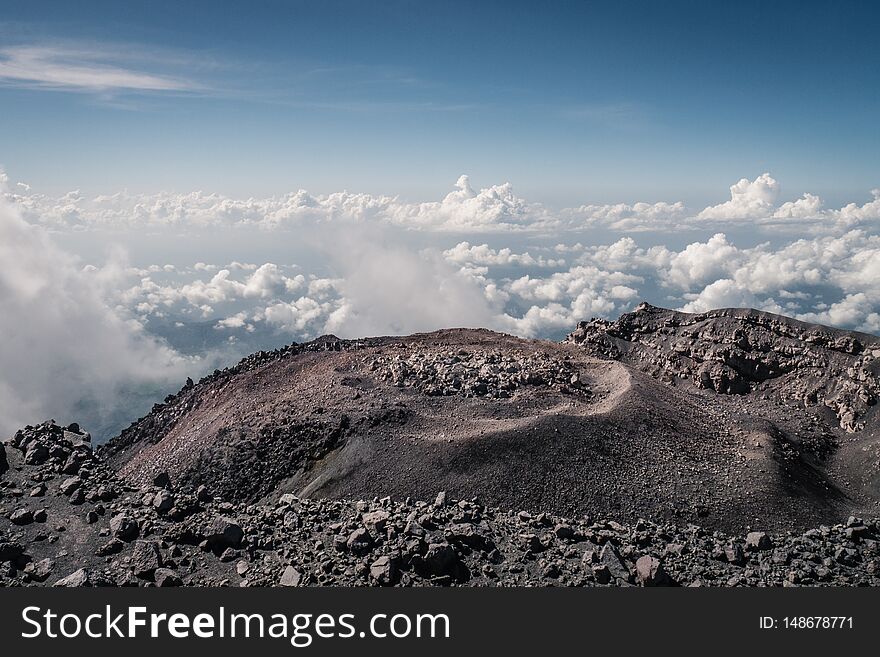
93, 322, 878, 533
567, 303, 880, 514
2, 422, 878, 587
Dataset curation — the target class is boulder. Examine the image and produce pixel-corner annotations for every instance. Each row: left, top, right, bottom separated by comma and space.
131, 541, 162, 579
9, 508, 33, 525
110, 513, 139, 542
59, 476, 83, 496
635, 555, 672, 586
369, 556, 400, 586
746, 531, 773, 551
54, 568, 92, 587
153, 489, 174, 514
154, 568, 182, 587
599, 543, 631, 583
346, 528, 374, 556
205, 516, 244, 548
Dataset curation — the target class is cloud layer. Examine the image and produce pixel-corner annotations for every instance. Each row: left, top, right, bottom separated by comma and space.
0, 195, 191, 439
7, 172, 879, 233
2, 170, 879, 440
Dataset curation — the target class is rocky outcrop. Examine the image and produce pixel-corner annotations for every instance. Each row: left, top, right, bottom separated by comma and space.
567, 303, 880, 433
369, 349, 589, 398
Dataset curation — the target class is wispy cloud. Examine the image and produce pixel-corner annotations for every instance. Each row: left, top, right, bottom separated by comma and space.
0, 45, 196, 93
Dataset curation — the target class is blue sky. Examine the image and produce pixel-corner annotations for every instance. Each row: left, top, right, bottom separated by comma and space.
2, 1, 880, 437
1, 0, 878, 205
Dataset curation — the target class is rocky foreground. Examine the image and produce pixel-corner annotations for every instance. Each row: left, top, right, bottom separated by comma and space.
2, 421, 879, 587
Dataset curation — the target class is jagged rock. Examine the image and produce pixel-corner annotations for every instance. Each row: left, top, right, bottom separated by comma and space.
59, 476, 82, 496
154, 568, 182, 587
418, 542, 465, 580
280, 565, 302, 587
204, 517, 244, 548
153, 489, 174, 513
362, 510, 390, 532
0, 540, 24, 562
54, 568, 92, 587
725, 543, 745, 565
599, 544, 631, 583
447, 523, 494, 552
746, 531, 773, 551
24, 444, 49, 465
97, 538, 125, 556
196, 485, 212, 503
131, 541, 162, 579
635, 555, 671, 586
370, 556, 400, 585
110, 514, 139, 542
27, 558, 55, 582
9, 509, 33, 525
346, 528, 374, 555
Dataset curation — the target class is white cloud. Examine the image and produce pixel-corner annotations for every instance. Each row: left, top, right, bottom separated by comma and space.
5, 172, 879, 235
567, 200, 688, 231
0, 45, 193, 92
0, 196, 190, 437
443, 241, 564, 267
698, 173, 780, 220
773, 192, 824, 219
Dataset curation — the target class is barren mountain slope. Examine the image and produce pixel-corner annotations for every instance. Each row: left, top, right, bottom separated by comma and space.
99, 310, 880, 532
567, 303, 880, 517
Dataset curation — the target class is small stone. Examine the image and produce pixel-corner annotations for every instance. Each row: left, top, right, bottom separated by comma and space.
153, 489, 174, 514
370, 556, 400, 586
154, 568, 182, 587
131, 541, 162, 579
59, 476, 83, 496
362, 510, 391, 532
54, 568, 91, 587
280, 565, 302, 587
346, 528, 374, 555
10, 508, 33, 525
110, 514, 139, 542
205, 517, 244, 548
